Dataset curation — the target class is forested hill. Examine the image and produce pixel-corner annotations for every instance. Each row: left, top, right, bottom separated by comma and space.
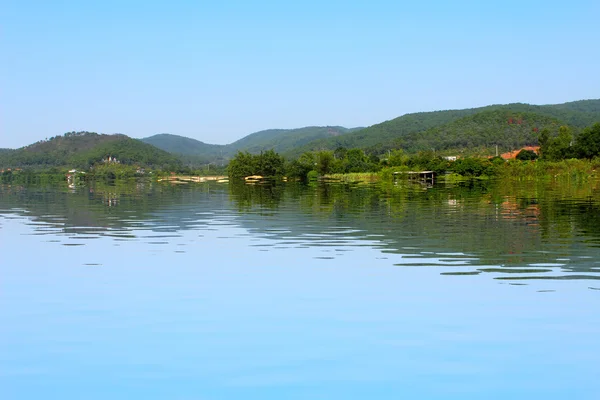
399, 110, 563, 154
0, 131, 180, 169
286, 99, 600, 157
3, 99, 598, 168
227, 126, 361, 154
496, 100, 600, 128
287, 108, 482, 157
141, 134, 226, 159
547, 99, 600, 120
142, 126, 361, 161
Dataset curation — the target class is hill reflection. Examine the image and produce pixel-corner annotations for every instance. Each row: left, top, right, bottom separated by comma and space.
1, 178, 599, 283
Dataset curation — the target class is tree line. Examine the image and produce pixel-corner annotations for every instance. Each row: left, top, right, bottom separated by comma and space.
228, 122, 600, 180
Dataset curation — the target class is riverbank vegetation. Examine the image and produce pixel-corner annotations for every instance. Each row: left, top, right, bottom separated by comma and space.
1, 101, 598, 185
226, 122, 600, 183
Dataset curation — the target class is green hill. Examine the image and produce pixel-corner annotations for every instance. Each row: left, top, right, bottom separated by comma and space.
400, 109, 563, 154
549, 99, 600, 114
141, 133, 226, 159
228, 126, 361, 154
286, 99, 600, 156
3, 99, 598, 169
142, 126, 361, 163
0, 131, 180, 169
287, 109, 482, 157
496, 100, 600, 128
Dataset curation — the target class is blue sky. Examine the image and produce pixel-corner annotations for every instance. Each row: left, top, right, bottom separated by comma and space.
2, 0, 599, 148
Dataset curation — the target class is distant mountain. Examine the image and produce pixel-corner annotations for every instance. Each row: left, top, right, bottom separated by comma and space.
142, 126, 361, 163
286, 99, 600, 156
495, 100, 600, 128
228, 126, 361, 154
548, 99, 600, 115
141, 134, 226, 159
286, 109, 482, 157
4, 99, 598, 169
398, 109, 563, 154
0, 131, 180, 169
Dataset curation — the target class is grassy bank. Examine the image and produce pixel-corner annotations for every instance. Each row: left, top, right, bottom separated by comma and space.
495, 158, 600, 182
321, 172, 380, 184
324, 158, 600, 185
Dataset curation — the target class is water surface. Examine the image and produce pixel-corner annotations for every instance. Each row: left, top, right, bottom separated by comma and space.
1, 180, 600, 399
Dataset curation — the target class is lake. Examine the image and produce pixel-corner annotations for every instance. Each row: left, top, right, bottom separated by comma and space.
1, 179, 600, 399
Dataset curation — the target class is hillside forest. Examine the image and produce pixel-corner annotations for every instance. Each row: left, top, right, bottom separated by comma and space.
0, 99, 599, 182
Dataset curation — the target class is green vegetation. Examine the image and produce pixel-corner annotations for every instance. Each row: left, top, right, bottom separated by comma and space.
2, 100, 599, 185
516, 149, 538, 161
537, 123, 600, 162
497, 158, 600, 182
71, 137, 181, 170
399, 110, 560, 154
283, 148, 380, 181
286, 100, 600, 157
87, 163, 143, 181
288, 108, 482, 157
227, 150, 285, 180
1, 168, 67, 185
227, 126, 361, 155
140, 133, 227, 165
321, 172, 380, 184
142, 126, 361, 165
0, 131, 181, 170
140, 100, 599, 164
574, 123, 600, 159
227, 120, 600, 183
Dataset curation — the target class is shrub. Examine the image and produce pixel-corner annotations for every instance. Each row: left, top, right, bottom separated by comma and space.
306, 170, 319, 181
516, 149, 538, 161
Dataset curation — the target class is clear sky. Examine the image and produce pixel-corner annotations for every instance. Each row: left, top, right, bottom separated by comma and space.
2, 0, 599, 148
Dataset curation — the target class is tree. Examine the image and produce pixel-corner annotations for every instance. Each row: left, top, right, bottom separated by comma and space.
286, 152, 317, 180
345, 148, 370, 172
334, 146, 348, 160
538, 128, 550, 159
387, 149, 408, 166
575, 123, 600, 159
227, 151, 257, 179
285, 159, 310, 180
316, 151, 335, 175
450, 157, 495, 177
256, 150, 285, 178
516, 149, 538, 161
545, 126, 574, 161
227, 150, 286, 180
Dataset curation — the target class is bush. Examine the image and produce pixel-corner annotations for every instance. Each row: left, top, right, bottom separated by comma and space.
450, 157, 496, 177
227, 150, 285, 180
516, 149, 538, 161
306, 170, 319, 181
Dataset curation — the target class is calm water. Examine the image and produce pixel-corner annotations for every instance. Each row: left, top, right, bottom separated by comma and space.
1, 180, 600, 399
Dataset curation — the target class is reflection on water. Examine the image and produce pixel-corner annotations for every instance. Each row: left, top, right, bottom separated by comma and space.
2, 180, 600, 399
2, 179, 599, 284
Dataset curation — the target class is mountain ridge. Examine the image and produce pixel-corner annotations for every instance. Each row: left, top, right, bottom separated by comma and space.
285, 99, 600, 157
140, 126, 362, 161
2, 99, 598, 168
0, 131, 180, 169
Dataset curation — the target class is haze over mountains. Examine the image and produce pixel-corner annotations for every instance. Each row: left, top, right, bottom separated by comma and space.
2, 99, 599, 169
